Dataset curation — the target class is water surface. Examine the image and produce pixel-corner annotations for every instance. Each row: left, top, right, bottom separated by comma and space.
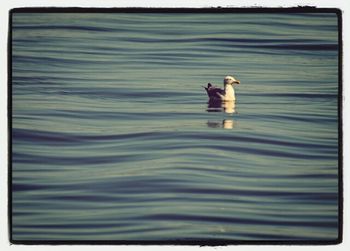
11, 11, 339, 241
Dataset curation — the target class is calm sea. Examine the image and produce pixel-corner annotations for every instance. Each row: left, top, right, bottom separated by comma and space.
11, 11, 340, 242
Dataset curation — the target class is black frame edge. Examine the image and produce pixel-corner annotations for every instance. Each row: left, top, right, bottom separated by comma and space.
336, 7, 343, 245
8, 239, 344, 246
9, 6, 340, 14
8, 8, 13, 245
8, 6, 343, 246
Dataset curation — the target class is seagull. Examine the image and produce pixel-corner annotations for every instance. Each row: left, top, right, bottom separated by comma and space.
203, 75, 240, 101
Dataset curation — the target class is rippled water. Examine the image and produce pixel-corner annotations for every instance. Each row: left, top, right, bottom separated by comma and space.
11, 11, 340, 242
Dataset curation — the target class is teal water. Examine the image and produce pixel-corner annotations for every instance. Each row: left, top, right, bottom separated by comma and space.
11, 11, 339, 241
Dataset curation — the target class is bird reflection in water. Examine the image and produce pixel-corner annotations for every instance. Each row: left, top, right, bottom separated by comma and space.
206, 100, 236, 129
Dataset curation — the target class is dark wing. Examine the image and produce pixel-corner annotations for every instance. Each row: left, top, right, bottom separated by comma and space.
206, 86, 224, 99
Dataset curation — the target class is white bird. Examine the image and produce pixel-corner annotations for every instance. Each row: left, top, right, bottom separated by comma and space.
203, 75, 240, 101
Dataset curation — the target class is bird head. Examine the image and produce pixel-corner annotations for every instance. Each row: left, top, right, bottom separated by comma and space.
224, 75, 240, 85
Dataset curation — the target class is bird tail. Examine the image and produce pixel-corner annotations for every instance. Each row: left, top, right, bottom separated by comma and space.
202, 83, 212, 93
